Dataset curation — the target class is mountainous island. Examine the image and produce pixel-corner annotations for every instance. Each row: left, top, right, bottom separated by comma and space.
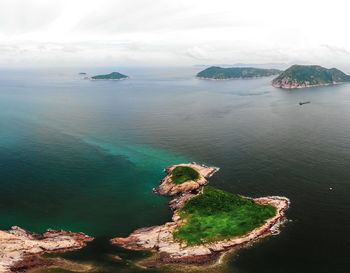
272, 65, 350, 88
196, 66, 282, 80
112, 163, 290, 268
87, 72, 129, 80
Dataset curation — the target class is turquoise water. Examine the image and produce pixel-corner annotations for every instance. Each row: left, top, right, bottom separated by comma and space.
1, 67, 350, 272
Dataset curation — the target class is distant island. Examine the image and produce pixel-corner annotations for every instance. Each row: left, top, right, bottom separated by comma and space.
272, 65, 350, 89
112, 163, 289, 268
87, 72, 129, 80
78, 72, 87, 75
196, 66, 282, 80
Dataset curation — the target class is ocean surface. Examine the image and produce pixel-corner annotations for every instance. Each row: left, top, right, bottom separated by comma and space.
1, 67, 350, 273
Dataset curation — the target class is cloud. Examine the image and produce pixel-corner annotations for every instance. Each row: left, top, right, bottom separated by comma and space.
321, 44, 350, 56
0, 0, 64, 35
0, 0, 349, 67
184, 46, 211, 60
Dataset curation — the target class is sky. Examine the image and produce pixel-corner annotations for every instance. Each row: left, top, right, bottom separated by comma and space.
1, 0, 350, 69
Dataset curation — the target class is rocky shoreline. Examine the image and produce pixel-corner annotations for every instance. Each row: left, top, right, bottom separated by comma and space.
112, 163, 290, 267
196, 76, 269, 81
272, 80, 344, 89
0, 226, 93, 273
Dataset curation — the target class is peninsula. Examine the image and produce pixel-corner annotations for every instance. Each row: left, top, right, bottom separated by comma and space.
196, 66, 281, 80
272, 65, 350, 88
0, 226, 93, 273
112, 163, 289, 268
87, 72, 129, 80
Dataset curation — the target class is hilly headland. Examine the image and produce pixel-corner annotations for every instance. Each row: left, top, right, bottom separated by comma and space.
196, 66, 282, 80
272, 65, 350, 88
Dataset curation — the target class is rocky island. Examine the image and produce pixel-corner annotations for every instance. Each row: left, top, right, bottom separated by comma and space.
272, 65, 350, 88
0, 226, 93, 273
112, 163, 289, 268
87, 72, 129, 80
196, 66, 281, 80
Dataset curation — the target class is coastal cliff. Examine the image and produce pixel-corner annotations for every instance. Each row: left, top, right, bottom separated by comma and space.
112, 163, 289, 268
0, 226, 93, 273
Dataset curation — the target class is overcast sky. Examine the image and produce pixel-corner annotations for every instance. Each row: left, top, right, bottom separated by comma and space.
1, 0, 350, 68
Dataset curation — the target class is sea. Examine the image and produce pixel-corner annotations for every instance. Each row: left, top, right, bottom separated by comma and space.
0, 66, 350, 273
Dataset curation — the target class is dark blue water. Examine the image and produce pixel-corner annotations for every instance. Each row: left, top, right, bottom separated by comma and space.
0, 67, 350, 273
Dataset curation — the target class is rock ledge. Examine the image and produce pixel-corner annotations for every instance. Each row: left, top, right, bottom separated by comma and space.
0, 226, 93, 273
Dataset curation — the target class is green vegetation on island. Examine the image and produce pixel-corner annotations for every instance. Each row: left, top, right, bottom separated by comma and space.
196, 66, 281, 80
170, 166, 199, 184
173, 186, 276, 245
91, 72, 128, 80
272, 65, 350, 88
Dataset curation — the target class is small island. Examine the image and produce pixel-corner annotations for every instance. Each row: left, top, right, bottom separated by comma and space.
112, 163, 289, 268
272, 65, 350, 89
87, 72, 129, 80
78, 72, 87, 75
196, 66, 282, 80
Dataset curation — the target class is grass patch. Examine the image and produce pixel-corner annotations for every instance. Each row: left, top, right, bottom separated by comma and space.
170, 166, 200, 184
173, 186, 276, 245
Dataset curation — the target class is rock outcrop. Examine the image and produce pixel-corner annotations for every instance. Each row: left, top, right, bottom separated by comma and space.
0, 226, 93, 273
152, 163, 219, 196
